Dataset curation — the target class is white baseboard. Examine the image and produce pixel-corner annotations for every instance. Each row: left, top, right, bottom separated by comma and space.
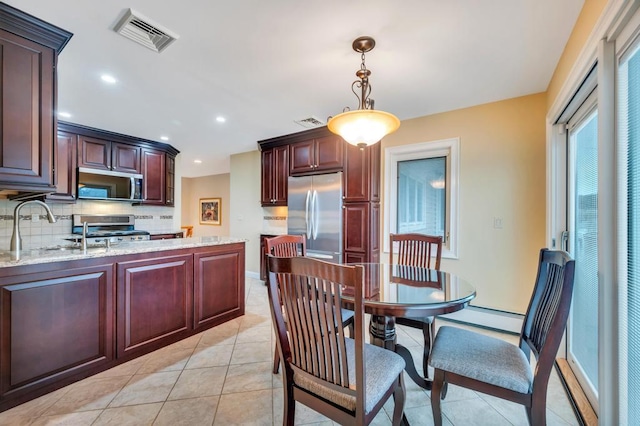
441, 306, 524, 334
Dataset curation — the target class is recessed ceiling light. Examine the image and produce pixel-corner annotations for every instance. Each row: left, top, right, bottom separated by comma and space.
160, 136, 169, 141
58, 111, 72, 118
194, 159, 202, 164
101, 74, 117, 84
216, 116, 226, 123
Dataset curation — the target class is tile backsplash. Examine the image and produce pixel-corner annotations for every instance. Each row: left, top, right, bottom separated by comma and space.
0, 199, 176, 251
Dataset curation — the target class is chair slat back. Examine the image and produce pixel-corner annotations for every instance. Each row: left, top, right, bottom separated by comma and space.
390, 233, 443, 270
520, 249, 575, 364
266, 235, 306, 257
267, 256, 366, 411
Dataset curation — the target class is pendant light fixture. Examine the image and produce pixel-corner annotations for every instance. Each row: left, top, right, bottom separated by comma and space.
327, 36, 400, 148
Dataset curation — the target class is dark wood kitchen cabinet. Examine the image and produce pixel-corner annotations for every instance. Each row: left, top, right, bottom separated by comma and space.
78, 136, 142, 174
343, 142, 380, 202
289, 135, 343, 175
140, 148, 166, 205
57, 122, 179, 204
45, 130, 77, 202
193, 243, 245, 331
0, 242, 244, 412
116, 253, 193, 358
261, 146, 288, 206
258, 126, 380, 264
0, 262, 114, 408
0, 4, 72, 195
165, 154, 176, 206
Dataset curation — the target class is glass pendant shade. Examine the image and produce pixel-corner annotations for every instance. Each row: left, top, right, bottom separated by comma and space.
328, 109, 400, 148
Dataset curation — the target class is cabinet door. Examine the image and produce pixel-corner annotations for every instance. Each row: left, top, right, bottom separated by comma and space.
112, 143, 141, 174
261, 147, 288, 206
289, 139, 315, 175
141, 149, 166, 205
343, 143, 369, 202
47, 131, 77, 202
343, 203, 370, 255
0, 30, 54, 190
165, 155, 175, 206
117, 254, 193, 357
343, 143, 381, 202
314, 135, 343, 172
0, 264, 114, 400
78, 136, 111, 170
272, 146, 288, 205
194, 245, 245, 330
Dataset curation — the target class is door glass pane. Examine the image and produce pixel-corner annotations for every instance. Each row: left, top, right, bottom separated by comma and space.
569, 109, 599, 397
619, 41, 640, 423
397, 157, 445, 237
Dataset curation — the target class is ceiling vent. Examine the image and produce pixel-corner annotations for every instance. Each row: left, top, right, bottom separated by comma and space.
294, 116, 325, 129
113, 9, 179, 53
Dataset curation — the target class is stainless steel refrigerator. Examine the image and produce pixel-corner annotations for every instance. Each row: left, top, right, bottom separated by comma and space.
288, 172, 343, 263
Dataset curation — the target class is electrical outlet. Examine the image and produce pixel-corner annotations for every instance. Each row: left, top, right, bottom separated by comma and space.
493, 217, 503, 229
32, 213, 40, 222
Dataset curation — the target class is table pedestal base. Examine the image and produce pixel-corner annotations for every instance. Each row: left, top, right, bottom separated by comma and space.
369, 314, 433, 391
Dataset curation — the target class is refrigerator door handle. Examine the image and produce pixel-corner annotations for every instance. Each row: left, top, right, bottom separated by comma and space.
312, 190, 319, 240
305, 190, 312, 238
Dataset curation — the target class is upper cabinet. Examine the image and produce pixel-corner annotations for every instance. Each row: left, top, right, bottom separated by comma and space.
141, 148, 166, 205
289, 135, 343, 175
165, 154, 176, 206
343, 142, 380, 202
261, 146, 288, 206
45, 130, 77, 202
78, 136, 141, 174
0, 3, 72, 195
57, 122, 179, 205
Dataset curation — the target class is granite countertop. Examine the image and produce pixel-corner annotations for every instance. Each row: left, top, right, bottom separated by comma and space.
0, 237, 246, 268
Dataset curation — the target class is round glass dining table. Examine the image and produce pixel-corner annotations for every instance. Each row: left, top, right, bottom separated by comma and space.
341, 263, 476, 390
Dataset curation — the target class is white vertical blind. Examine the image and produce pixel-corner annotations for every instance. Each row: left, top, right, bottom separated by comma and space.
569, 108, 600, 398
618, 38, 640, 425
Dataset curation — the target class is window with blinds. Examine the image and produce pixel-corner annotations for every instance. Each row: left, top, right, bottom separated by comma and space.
618, 37, 640, 424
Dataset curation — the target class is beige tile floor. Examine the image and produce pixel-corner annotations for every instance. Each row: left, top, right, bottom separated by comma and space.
0, 276, 580, 426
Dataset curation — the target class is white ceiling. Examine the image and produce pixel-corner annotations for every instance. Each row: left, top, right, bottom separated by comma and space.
9, 0, 583, 177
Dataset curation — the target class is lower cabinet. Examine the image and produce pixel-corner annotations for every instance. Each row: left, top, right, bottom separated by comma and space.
0, 242, 245, 412
0, 263, 114, 408
194, 245, 245, 331
116, 254, 193, 357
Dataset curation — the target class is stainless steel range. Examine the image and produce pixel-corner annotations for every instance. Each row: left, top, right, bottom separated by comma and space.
70, 214, 150, 245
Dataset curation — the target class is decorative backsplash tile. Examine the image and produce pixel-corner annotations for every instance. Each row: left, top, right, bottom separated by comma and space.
263, 216, 287, 221
0, 199, 177, 251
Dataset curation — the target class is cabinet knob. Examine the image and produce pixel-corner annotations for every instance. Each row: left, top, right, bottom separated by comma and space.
310, 165, 314, 168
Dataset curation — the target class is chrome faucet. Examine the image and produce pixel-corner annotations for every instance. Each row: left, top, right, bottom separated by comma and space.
82, 221, 88, 251
10, 200, 57, 255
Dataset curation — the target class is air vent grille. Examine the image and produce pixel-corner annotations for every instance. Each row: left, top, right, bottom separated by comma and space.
294, 116, 325, 128
114, 9, 179, 53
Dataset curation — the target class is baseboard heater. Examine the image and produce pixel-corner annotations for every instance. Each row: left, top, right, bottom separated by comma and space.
440, 305, 524, 334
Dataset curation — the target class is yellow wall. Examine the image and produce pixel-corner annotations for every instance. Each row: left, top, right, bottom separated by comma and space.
181, 173, 230, 237
230, 150, 263, 273
382, 93, 547, 313
546, 0, 609, 111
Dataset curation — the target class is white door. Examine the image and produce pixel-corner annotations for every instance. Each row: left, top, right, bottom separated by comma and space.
565, 92, 599, 411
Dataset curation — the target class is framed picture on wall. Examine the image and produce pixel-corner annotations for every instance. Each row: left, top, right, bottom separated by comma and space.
199, 198, 221, 225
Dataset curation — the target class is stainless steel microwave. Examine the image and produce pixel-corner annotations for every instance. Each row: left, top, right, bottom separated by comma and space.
77, 167, 143, 201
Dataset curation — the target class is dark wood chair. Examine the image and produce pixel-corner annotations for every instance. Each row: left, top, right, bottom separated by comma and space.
429, 248, 576, 426
267, 255, 406, 425
265, 235, 354, 374
390, 233, 443, 380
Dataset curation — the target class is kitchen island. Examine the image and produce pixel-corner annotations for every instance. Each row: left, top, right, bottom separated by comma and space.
0, 237, 245, 412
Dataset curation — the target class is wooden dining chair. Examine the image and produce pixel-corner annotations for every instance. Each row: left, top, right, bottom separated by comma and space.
389, 233, 442, 380
265, 235, 354, 374
429, 249, 576, 426
267, 255, 406, 425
